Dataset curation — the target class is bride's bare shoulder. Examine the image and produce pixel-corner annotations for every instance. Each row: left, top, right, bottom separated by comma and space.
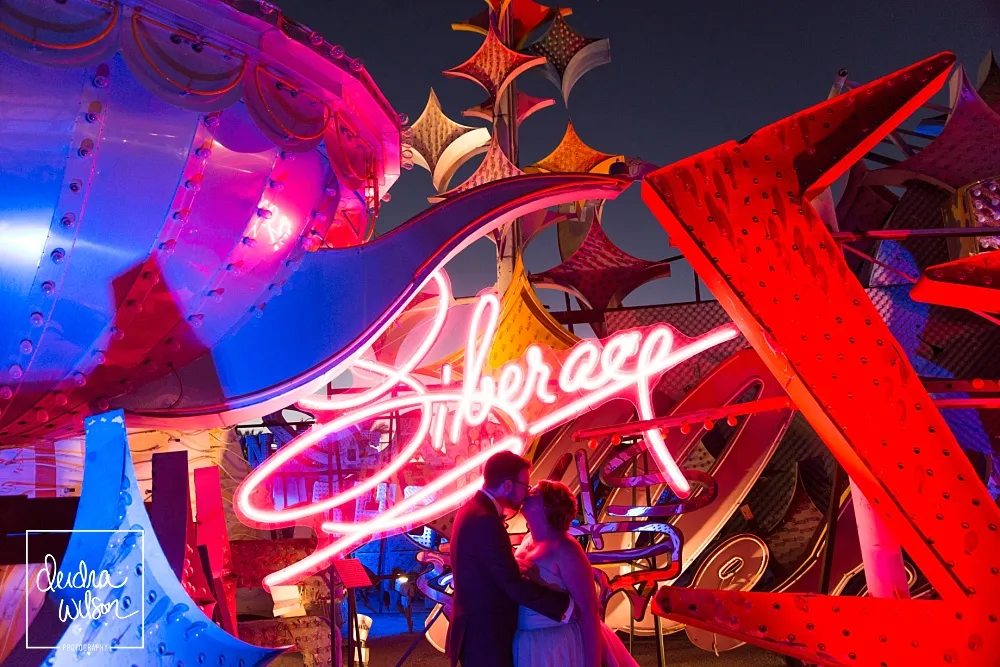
555, 532, 588, 559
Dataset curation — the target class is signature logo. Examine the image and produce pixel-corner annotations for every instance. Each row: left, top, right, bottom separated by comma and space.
235, 270, 739, 588
25, 529, 145, 650
35, 554, 136, 623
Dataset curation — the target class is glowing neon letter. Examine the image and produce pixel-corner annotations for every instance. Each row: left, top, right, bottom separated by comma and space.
235, 269, 740, 588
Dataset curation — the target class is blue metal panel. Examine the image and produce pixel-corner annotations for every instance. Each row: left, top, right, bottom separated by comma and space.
0, 55, 84, 374
6, 58, 198, 426
159, 106, 279, 322
174, 147, 324, 349
139, 174, 631, 419
0, 2, 622, 438
15, 409, 284, 665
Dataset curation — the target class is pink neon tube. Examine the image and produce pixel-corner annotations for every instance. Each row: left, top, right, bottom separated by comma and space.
235, 266, 740, 587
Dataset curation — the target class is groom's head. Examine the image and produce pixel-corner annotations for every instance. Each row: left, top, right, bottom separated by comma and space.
483, 451, 532, 511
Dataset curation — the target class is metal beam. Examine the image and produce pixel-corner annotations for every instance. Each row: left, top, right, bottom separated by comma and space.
574, 396, 1000, 442
832, 228, 1000, 243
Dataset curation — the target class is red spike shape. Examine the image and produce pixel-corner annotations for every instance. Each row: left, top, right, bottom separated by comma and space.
643, 52, 1000, 667
911, 251, 1000, 315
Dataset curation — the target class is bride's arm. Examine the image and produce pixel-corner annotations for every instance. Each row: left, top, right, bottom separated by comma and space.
515, 535, 542, 582
559, 539, 604, 667
514, 533, 533, 558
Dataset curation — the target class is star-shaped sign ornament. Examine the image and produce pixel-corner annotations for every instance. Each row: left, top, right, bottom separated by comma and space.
443, 23, 546, 110
642, 52, 1000, 667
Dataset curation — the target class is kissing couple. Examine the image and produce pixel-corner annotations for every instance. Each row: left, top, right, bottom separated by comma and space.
446, 451, 639, 667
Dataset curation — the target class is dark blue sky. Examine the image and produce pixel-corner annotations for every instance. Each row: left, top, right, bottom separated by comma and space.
280, 0, 996, 319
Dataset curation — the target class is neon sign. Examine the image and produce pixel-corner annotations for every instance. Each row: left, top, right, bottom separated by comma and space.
235, 270, 740, 589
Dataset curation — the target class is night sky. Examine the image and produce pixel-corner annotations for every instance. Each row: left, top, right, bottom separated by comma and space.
279, 0, 996, 330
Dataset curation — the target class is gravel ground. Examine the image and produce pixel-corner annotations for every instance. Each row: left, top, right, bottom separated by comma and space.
265, 611, 789, 667
358, 628, 787, 667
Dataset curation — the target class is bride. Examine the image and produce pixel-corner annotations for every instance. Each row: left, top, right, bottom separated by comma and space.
513, 480, 640, 667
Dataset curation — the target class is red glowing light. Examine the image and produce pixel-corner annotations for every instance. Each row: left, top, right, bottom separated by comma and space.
235, 269, 739, 588
643, 52, 1000, 667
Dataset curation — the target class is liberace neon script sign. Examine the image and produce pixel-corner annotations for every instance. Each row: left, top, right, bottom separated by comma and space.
235, 270, 740, 588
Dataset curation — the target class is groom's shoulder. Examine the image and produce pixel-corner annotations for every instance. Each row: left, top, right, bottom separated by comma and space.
457, 492, 485, 515
455, 494, 491, 524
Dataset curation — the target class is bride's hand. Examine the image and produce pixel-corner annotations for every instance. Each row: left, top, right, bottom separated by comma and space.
516, 557, 539, 580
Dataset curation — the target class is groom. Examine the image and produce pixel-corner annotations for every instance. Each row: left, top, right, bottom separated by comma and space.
446, 451, 574, 667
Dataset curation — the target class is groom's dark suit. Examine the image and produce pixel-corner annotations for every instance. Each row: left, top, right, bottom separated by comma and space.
446, 491, 571, 667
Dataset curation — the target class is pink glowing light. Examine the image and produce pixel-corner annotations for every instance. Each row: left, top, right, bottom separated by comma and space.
249, 199, 294, 251
260, 437, 526, 589
310, 271, 453, 412
235, 269, 740, 588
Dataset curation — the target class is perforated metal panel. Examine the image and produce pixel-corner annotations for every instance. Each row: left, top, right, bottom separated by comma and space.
643, 52, 1000, 667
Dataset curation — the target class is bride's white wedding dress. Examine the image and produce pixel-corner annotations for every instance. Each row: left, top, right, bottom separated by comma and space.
512, 559, 640, 667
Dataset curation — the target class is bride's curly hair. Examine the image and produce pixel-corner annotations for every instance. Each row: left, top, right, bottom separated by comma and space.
531, 480, 578, 532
